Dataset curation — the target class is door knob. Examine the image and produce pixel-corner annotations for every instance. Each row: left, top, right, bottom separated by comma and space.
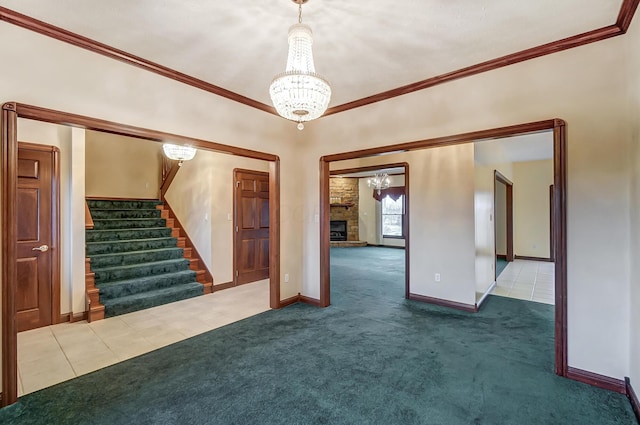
32, 245, 49, 252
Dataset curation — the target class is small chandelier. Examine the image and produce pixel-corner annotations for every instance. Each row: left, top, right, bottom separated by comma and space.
269, 0, 331, 131
162, 143, 197, 166
368, 173, 391, 196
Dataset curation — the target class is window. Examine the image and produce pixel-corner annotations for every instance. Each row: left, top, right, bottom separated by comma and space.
382, 195, 404, 237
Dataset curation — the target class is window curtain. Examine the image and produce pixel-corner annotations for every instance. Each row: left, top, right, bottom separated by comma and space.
373, 186, 405, 202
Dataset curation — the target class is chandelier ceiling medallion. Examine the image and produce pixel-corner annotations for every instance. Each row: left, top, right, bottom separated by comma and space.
269, 0, 331, 130
162, 143, 197, 166
367, 173, 391, 196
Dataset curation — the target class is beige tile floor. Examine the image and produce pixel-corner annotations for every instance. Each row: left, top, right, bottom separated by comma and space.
490, 260, 555, 305
17, 279, 270, 396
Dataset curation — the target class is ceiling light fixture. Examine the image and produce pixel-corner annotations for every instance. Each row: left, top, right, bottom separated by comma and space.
162, 143, 197, 166
367, 173, 391, 196
269, 0, 331, 131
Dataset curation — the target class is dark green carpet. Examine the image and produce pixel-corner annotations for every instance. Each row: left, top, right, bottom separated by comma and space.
86, 199, 203, 317
496, 257, 508, 278
1, 247, 636, 424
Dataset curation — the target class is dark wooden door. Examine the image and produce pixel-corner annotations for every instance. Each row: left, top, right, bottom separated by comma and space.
17, 145, 55, 332
234, 170, 270, 285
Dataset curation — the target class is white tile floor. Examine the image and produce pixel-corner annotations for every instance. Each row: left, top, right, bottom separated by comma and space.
17, 279, 270, 396
490, 260, 555, 305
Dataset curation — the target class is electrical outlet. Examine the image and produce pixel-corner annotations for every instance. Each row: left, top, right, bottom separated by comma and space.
435, 273, 441, 282
284, 273, 290, 283
227, 213, 232, 221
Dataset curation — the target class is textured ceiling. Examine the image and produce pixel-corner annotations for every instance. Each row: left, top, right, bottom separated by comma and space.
1, 0, 623, 107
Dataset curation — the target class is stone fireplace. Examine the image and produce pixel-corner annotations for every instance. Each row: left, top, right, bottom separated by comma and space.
329, 177, 359, 241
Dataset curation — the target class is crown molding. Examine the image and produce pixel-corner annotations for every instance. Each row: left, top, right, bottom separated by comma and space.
1, 1, 638, 118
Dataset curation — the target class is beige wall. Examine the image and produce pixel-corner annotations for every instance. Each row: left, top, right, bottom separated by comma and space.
513, 160, 554, 258
164, 149, 269, 286
85, 130, 163, 199
305, 23, 636, 379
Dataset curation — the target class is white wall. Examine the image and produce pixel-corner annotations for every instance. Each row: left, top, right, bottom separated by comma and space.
70, 128, 86, 317
628, 2, 640, 392
164, 150, 269, 286
358, 179, 378, 244
17, 119, 86, 316
474, 162, 497, 297
304, 23, 636, 379
473, 142, 514, 297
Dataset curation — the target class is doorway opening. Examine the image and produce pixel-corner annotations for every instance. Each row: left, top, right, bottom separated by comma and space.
1, 102, 282, 407
319, 119, 567, 377
328, 163, 409, 305
474, 131, 556, 312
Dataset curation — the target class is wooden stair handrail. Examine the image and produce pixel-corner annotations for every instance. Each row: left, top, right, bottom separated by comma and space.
85, 200, 94, 229
160, 157, 181, 200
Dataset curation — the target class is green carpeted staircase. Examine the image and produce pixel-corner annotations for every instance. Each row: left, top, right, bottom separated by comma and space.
86, 199, 205, 318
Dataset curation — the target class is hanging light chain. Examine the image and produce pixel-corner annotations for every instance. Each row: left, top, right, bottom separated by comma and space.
298, 0, 303, 23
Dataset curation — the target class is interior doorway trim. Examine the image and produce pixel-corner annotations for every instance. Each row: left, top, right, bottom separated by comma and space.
319, 119, 567, 378
494, 170, 514, 270
329, 162, 410, 300
1, 102, 281, 407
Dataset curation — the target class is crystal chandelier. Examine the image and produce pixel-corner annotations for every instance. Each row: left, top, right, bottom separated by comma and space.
162, 143, 197, 166
269, 0, 331, 131
368, 173, 391, 195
